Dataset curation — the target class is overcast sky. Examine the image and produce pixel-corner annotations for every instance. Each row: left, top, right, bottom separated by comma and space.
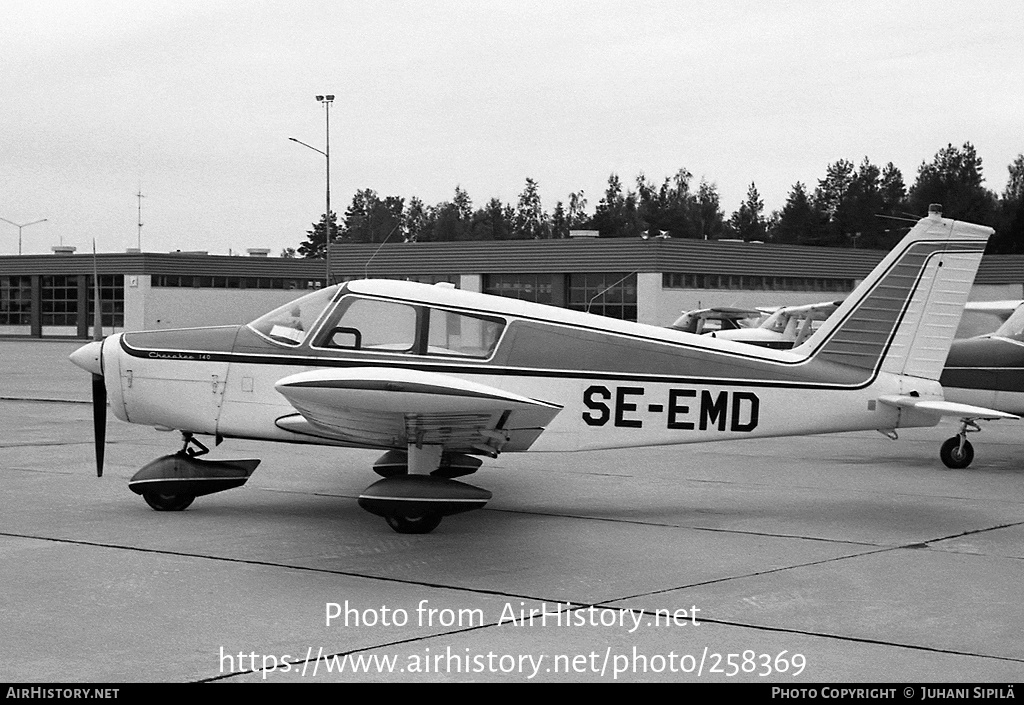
2, 0, 1022, 256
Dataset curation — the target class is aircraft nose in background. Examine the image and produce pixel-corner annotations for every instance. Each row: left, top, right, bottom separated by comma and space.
70, 340, 104, 376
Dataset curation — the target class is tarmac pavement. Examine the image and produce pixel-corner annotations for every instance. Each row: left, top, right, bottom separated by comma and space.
1, 339, 1022, 683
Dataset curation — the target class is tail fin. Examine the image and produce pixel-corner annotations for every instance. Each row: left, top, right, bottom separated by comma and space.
797, 209, 992, 381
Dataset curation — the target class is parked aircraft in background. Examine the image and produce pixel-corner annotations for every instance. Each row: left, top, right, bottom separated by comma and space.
940, 304, 1024, 456
675, 298, 1024, 468
69, 209, 1015, 532
677, 299, 1024, 351
955, 300, 1024, 339
668, 306, 763, 335
707, 301, 841, 350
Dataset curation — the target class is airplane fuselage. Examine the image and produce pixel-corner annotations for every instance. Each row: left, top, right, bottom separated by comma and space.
94, 285, 940, 456
70, 213, 1005, 531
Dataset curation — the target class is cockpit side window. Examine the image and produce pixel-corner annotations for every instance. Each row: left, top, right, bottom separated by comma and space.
247, 286, 338, 346
314, 297, 418, 352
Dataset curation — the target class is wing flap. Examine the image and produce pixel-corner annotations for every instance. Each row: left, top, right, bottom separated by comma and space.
275, 367, 562, 453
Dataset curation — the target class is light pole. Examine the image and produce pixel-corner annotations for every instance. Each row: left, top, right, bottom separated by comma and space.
1, 217, 47, 255
289, 93, 334, 285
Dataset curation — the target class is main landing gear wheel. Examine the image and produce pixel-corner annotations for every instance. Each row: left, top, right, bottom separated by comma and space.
940, 437, 974, 469
143, 491, 195, 511
385, 512, 443, 534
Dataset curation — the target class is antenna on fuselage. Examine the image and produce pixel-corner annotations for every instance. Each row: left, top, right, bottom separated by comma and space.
362, 223, 402, 280
585, 270, 639, 314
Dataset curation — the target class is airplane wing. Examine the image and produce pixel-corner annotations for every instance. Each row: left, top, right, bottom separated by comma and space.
274, 367, 563, 455
783, 300, 843, 315
877, 395, 1019, 420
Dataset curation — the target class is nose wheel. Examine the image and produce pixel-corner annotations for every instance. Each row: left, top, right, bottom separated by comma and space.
384, 512, 443, 534
143, 491, 196, 511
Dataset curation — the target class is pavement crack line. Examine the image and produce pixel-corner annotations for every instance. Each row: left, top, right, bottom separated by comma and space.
605, 526, 1024, 608
200, 619, 507, 682
263, 487, 1018, 550
261, 487, 884, 547
6, 530, 1020, 680
0, 441, 94, 449
0, 396, 89, 405
484, 505, 889, 547
203, 600, 1024, 683
0, 529, 603, 605
919, 519, 1024, 547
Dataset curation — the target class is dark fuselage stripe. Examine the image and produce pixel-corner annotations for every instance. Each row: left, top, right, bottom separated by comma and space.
121, 336, 872, 390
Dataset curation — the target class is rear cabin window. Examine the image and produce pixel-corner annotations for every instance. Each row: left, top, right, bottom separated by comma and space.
427, 309, 504, 358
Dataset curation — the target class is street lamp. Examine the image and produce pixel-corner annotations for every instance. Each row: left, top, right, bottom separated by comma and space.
1, 217, 47, 255
289, 93, 335, 285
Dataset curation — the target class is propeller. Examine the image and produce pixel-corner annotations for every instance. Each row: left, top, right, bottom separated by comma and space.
91, 239, 106, 477
69, 338, 106, 477
92, 366, 106, 477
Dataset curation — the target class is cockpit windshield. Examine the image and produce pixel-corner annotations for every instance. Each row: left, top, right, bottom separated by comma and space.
991, 305, 1024, 342
247, 286, 339, 346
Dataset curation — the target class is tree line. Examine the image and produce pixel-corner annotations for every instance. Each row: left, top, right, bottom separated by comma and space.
291, 143, 1024, 256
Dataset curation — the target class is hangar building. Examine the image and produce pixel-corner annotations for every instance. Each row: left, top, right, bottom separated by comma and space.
2, 237, 1023, 338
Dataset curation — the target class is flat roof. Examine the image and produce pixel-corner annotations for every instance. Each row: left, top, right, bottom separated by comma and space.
2, 239, 1023, 284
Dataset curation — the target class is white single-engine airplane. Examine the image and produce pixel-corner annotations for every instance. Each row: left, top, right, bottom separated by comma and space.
708, 300, 842, 349
69, 208, 1017, 532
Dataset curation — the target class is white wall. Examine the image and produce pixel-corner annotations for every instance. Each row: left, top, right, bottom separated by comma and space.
459, 274, 482, 293
122, 274, 148, 332
136, 286, 318, 330
636, 273, 662, 325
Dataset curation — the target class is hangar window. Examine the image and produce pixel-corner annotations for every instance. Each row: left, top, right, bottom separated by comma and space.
0, 276, 32, 327
154, 275, 324, 290
41, 275, 78, 327
484, 274, 553, 304
400, 274, 459, 286
86, 275, 124, 331
568, 272, 637, 321
662, 273, 855, 292
333, 274, 459, 287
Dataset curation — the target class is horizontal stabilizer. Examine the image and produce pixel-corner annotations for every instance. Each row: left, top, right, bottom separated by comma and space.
878, 395, 1019, 420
